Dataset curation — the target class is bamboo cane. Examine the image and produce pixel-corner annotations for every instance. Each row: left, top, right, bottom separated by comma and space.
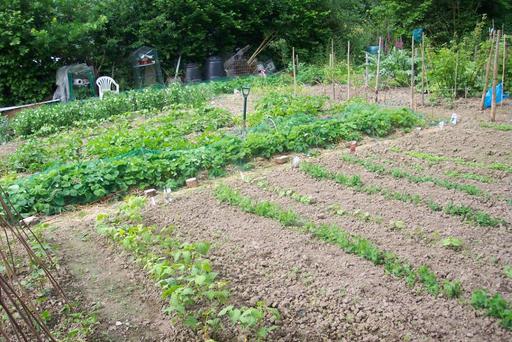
421, 33, 426, 106
501, 33, 507, 107
454, 50, 459, 98
347, 41, 351, 100
480, 32, 495, 110
292, 47, 297, 95
365, 52, 369, 88
375, 37, 382, 103
331, 39, 336, 100
410, 34, 415, 109
491, 30, 501, 122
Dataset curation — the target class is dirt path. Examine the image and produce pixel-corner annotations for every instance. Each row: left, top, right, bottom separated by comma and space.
46, 208, 174, 341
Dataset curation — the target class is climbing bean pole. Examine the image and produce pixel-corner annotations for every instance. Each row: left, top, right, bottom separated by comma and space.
491, 30, 501, 122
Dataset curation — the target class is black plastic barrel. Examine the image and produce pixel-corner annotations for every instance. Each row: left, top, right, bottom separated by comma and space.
185, 63, 202, 83
206, 56, 225, 80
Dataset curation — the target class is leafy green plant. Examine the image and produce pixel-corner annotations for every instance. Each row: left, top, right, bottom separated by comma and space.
97, 195, 279, 339
417, 265, 440, 296
442, 280, 462, 298
250, 92, 327, 126
0, 116, 14, 143
219, 302, 280, 340
504, 265, 512, 280
253, 179, 315, 205
441, 237, 463, 251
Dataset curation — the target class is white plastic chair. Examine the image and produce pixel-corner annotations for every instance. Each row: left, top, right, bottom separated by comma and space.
96, 76, 119, 99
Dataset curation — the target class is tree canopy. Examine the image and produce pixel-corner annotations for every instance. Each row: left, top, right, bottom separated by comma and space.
0, 0, 510, 106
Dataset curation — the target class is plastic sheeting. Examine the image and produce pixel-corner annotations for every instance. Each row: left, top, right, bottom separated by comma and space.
52, 64, 95, 102
484, 83, 509, 108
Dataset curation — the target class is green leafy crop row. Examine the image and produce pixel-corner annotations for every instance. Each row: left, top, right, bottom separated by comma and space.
11, 84, 212, 138
7, 106, 233, 174
5, 101, 421, 215
96, 196, 280, 340
299, 162, 508, 228
214, 184, 512, 330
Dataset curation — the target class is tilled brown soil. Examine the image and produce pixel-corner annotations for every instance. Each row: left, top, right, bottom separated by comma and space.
235, 171, 512, 299
352, 143, 511, 205
143, 187, 511, 341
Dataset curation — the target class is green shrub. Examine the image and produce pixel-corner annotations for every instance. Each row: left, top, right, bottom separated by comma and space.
0, 116, 14, 144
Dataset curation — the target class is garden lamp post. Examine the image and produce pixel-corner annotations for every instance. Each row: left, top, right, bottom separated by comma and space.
241, 85, 251, 134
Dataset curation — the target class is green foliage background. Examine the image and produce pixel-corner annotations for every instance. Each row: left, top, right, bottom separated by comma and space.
0, 0, 511, 106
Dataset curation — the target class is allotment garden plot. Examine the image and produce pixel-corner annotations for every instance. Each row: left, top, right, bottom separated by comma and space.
1, 79, 511, 340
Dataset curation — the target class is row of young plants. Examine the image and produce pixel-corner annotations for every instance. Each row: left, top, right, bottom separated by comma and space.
4, 100, 422, 215
5, 105, 234, 175
299, 162, 508, 228
257, 177, 491, 259
214, 184, 512, 330
96, 196, 280, 341
6, 75, 293, 140
391, 147, 512, 174
340, 153, 491, 199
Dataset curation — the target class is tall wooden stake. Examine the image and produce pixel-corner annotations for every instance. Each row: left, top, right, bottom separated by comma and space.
501, 34, 507, 107
347, 41, 351, 100
420, 34, 426, 106
365, 52, 369, 87
454, 50, 459, 98
375, 37, 382, 103
491, 30, 501, 122
480, 32, 495, 110
331, 39, 336, 100
292, 47, 297, 95
410, 34, 415, 109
